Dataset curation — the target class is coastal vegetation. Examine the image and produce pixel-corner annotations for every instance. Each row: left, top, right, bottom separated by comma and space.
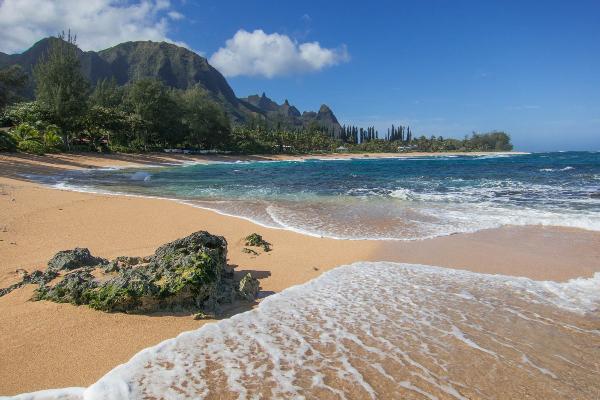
0, 33, 513, 155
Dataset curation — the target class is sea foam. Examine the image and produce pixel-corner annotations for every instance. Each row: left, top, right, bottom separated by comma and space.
10, 262, 600, 400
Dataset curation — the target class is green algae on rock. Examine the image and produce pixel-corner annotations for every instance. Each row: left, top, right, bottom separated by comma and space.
1, 231, 261, 315
244, 233, 272, 252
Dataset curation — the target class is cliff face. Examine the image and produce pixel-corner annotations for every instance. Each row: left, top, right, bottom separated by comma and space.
240, 93, 341, 133
1, 38, 342, 130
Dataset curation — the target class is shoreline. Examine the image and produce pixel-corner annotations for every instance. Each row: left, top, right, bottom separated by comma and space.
1, 152, 598, 395
15, 259, 600, 399
0, 150, 529, 173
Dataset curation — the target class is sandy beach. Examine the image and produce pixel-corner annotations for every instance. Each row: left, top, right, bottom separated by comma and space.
1, 152, 599, 396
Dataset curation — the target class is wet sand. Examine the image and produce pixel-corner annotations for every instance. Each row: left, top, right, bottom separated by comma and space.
0, 153, 598, 395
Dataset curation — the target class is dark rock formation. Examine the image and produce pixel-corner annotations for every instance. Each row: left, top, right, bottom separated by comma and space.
47, 247, 108, 272
238, 273, 260, 302
104, 256, 144, 273
0, 269, 57, 297
34, 269, 98, 305
0, 231, 261, 315
240, 93, 342, 134
244, 233, 272, 252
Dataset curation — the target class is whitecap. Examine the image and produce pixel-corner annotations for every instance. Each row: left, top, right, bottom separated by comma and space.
389, 188, 415, 200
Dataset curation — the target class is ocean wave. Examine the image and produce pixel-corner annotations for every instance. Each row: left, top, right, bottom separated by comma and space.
13, 262, 600, 400
389, 188, 415, 200
43, 180, 600, 241
22, 152, 600, 241
129, 171, 152, 182
539, 166, 575, 172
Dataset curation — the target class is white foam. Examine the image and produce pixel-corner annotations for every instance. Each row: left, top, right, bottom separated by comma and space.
389, 188, 415, 200
11, 262, 600, 399
540, 166, 574, 172
129, 171, 152, 181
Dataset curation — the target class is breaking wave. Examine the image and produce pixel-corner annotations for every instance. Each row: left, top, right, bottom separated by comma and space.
24, 152, 600, 240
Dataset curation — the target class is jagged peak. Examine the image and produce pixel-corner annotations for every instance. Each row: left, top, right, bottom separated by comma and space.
318, 104, 333, 114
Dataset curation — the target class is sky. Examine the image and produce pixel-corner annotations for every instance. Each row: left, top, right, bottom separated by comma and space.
0, 0, 599, 151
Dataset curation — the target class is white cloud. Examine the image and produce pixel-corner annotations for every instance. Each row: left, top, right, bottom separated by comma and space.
0, 0, 188, 54
168, 11, 185, 20
209, 29, 349, 78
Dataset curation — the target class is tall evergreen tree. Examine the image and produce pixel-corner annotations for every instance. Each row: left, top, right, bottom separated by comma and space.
89, 77, 123, 108
34, 31, 90, 145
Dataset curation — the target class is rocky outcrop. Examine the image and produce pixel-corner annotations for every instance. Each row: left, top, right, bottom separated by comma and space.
244, 233, 271, 252
47, 248, 108, 272
0, 231, 261, 315
238, 273, 260, 302
240, 92, 342, 134
35, 269, 98, 305
0, 269, 57, 297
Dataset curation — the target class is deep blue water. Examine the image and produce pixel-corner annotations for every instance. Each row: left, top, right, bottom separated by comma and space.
34, 152, 600, 240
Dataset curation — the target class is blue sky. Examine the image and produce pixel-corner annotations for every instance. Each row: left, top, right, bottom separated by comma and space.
1, 0, 599, 151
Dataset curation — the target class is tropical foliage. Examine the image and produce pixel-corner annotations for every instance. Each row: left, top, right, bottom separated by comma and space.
0, 65, 28, 110
0, 33, 513, 155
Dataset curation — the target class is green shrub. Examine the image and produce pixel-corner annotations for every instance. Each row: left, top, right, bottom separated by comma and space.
43, 124, 63, 148
10, 122, 41, 142
17, 139, 46, 155
128, 138, 149, 152
2, 102, 51, 126
69, 144, 94, 153
0, 131, 17, 151
107, 144, 131, 153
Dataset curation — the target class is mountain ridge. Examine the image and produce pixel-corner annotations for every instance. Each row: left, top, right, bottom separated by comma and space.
0, 38, 342, 131
240, 92, 341, 133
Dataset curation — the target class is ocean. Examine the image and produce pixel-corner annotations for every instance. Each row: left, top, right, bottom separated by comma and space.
33, 151, 600, 240
17, 151, 600, 399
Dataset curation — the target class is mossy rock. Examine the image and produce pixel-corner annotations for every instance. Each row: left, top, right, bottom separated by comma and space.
87, 283, 140, 312
238, 273, 260, 301
244, 233, 271, 252
35, 270, 98, 305
47, 248, 108, 273
5, 231, 260, 315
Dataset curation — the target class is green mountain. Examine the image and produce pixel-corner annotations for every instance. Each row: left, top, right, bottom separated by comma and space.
240, 93, 341, 133
0, 38, 341, 130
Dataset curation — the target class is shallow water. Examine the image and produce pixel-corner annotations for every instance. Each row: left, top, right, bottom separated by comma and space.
18, 262, 600, 400
29, 152, 600, 240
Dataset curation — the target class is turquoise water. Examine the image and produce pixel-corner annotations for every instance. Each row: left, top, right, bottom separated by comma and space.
35, 151, 600, 240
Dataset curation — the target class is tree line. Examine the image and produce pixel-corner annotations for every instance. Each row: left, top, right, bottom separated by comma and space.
0, 32, 513, 155
336, 124, 414, 144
